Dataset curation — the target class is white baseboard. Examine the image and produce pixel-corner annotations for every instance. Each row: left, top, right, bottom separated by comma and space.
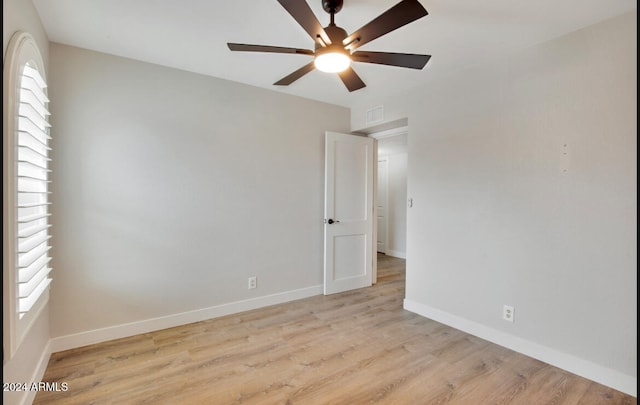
403, 299, 637, 397
385, 249, 406, 259
51, 285, 322, 353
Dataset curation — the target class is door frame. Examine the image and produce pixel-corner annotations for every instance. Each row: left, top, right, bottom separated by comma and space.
369, 125, 409, 267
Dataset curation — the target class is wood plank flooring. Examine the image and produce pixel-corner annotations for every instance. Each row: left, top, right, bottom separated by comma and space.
35, 254, 636, 404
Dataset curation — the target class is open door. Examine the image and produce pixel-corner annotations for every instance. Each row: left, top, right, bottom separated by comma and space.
324, 132, 374, 295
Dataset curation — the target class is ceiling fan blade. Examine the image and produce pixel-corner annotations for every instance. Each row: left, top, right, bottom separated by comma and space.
227, 43, 314, 55
351, 51, 431, 69
277, 0, 331, 46
343, 0, 428, 51
337, 67, 366, 92
274, 62, 316, 86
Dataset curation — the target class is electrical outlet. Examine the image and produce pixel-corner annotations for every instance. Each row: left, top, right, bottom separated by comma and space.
248, 276, 257, 289
503, 305, 515, 322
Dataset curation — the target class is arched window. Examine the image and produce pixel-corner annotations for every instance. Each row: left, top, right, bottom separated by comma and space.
3, 31, 52, 358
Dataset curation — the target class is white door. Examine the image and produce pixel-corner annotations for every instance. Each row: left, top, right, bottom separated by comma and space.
377, 159, 388, 253
324, 132, 374, 295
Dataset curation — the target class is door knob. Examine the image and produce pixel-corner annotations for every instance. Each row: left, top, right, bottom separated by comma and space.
327, 218, 340, 224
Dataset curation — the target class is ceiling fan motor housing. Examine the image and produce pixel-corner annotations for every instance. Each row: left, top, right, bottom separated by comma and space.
315, 24, 349, 50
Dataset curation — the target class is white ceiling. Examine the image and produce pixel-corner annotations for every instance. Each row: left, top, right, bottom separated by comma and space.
32, 0, 636, 108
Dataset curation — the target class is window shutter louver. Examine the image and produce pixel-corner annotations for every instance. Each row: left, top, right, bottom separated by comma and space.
16, 64, 52, 318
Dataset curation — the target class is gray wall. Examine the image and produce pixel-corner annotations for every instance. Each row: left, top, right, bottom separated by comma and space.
353, 11, 637, 393
3, 0, 52, 404
2, 0, 49, 63
48, 44, 350, 338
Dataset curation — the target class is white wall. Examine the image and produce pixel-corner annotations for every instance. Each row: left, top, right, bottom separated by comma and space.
48, 44, 350, 345
353, 11, 637, 395
3, 1, 52, 404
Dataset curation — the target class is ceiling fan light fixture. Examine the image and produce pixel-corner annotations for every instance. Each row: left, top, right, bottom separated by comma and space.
227, 0, 430, 91
314, 46, 351, 73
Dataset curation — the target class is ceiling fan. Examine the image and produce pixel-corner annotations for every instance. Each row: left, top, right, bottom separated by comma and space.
227, 0, 431, 92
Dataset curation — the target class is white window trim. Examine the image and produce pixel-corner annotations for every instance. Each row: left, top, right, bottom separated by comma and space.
3, 31, 51, 360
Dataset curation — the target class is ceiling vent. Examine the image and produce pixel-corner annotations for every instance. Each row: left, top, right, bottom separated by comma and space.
365, 105, 384, 125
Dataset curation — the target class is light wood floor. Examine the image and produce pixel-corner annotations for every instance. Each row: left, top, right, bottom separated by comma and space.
36, 254, 635, 404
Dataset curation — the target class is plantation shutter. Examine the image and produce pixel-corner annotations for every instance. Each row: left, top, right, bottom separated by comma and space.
16, 64, 52, 318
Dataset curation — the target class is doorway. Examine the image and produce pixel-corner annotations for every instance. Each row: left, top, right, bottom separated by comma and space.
370, 127, 408, 282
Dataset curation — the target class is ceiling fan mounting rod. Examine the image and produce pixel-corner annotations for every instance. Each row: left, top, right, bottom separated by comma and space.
322, 0, 343, 26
